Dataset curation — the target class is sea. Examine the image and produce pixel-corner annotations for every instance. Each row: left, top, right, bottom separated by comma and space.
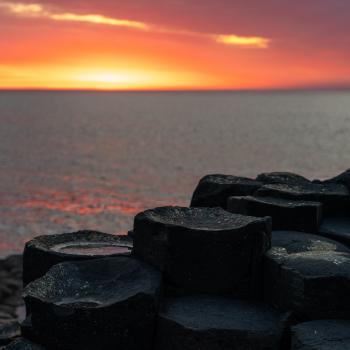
1, 90, 350, 256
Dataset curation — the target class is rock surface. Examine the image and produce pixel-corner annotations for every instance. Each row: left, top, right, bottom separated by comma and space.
2, 338, 45, 350
271, 230, 350, 254
23, 230, 133, 285
318, 217, 350, 247
228, 196, 322, 232
291, 319, 350, 350
256, 172, 311, 186
155, 296, 287, 350
133, 206, 271, 297
0, 322, 20, 346
264, 249, 350, 319
255, 182, 349, 215
190, 174, 262, 208
23, 257, 161, 350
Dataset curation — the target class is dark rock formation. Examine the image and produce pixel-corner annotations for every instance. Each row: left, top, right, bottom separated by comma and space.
190, 174, 262, 208
228, 196, 322, 232
2, 338, 45, 350
271, 230, 350, 253
324, 168, 350, 191
318, 217, 350, 248
255, 182, 350, 215
264, 248, 350, 319
133, 206, 271, 297
291, 320, 350, 350
155, 296, 287, 350
0, 322, 20, 346
23, 230, 133, 285
256, 172, 311, 186
23, 257, 161, 350
0, 255, 23, 332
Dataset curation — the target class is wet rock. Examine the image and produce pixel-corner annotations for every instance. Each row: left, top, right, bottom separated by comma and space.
256, 172, 311, 185
23, 230, 133, 285
0, 322, 20, 346
23, 257, 161, 350
155, 296, 287, 350
291, 319, 350, 350
228, 196, 322, 232
318, 217, 350, 248
255, 182, 350, 215
271, 230, 350, 253
133, 206, 271, 297
190, 174, 262, 208
2, 338, 45, 350
264, 249, 350, 319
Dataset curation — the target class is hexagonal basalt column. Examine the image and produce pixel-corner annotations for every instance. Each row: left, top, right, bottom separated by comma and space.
271, 230, 350, 254
255, 182, 350, 216
23, 257, 161, 350
256, 172, 311, 186
190, 174, 262, 209
227, 196, 322, 232
133, 206, 271, 297
23, 230, 133, 285
155, 296, 288, 350
318, 217, 350, 248
264, 248, 350, 319
291, 320, 350, 350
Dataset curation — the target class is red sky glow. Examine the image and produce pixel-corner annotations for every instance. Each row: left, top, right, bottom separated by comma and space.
0, 0, 349, 90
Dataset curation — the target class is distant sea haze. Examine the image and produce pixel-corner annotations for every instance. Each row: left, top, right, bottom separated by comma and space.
0, 90, 350, 256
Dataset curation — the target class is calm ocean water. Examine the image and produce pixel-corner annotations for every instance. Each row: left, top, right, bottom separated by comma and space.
0, 90, 350, 256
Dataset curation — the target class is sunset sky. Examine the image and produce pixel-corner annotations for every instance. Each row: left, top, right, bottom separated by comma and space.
0, 0, 349, 90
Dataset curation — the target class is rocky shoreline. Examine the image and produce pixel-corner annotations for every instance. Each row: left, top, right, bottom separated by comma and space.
1, 170, 350, 349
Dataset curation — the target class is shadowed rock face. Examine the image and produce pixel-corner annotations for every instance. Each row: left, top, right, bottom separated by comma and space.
0, 322, 20, 346
291, 320, 350, 350
155, 296, 287, 350
271, 231, 350, 254
133, 206, 271, 297
23, 230, 133, 285
23, 257, 161, 350
319, 217, 350, 248
2, 338, 45, 350
190, 174, 262, 208
264, 249, 350, 320
256, 172, 311, 186
255, 182, 350, 215
228, 196, 322, 232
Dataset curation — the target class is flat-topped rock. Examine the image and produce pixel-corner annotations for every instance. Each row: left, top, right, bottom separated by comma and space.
318, 217, 350, 248
155, 296, 287, 350
264, 249, 350, 319
23, 257, 161, 350
23, 230, 133, 285
2, 338, 45, 350
272, 230, 350, 254
133, 206, 271, 297
228, 196, 322, 232
256, 172, 311, 185
255, 182, 349, 215
0, 322, 20, 346
291, 320, 350, 350
190, 174, 262, 208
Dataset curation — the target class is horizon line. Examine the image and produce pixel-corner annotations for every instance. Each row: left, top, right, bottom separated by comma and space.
0, 86, 350, 93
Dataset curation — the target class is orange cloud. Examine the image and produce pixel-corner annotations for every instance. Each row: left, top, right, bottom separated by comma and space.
0, 1, 270, 48
215, 34, 270, 49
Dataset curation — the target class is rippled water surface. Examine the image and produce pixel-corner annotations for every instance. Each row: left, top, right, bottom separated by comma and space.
1, 90, 350, 255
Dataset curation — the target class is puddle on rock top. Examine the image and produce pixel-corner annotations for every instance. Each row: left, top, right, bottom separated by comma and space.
51, 242, 131, 256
